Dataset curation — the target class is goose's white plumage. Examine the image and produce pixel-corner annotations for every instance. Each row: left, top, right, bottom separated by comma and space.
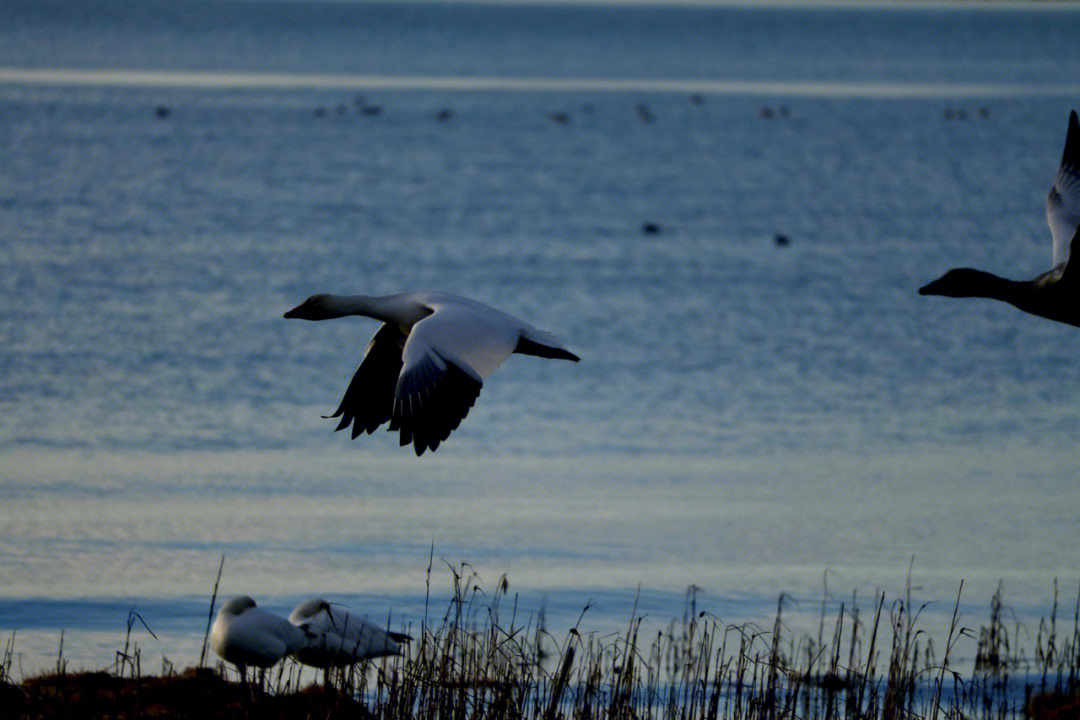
284, 291, 579, 455
920, 110, 1080, 328
289, 598, 408, 668
210, 596, 308, 672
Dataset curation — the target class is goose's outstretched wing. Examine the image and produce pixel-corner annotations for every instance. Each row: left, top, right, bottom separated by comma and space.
325, 322, 406, 438
390, 305, 519, 455
1047, 110, 1080, 269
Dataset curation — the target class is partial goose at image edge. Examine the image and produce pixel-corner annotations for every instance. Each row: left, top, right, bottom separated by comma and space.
919, 109, 1080, 329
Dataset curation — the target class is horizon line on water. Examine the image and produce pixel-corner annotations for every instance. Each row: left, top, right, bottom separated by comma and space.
97, 0, 1080, 9
357, 0, 1080, 9
2, 67, 1080, 99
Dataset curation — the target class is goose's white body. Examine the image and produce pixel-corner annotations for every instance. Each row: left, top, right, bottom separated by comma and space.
285, 291, 579, 455
289, 598, 407, 668
210, 596, 308, 671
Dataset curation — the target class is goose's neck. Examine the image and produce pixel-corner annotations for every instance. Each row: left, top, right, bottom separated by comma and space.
328, 294, 426, 326
967, 272, 1028, 303
965, 273, 1058, 319
326, 294, 389, 320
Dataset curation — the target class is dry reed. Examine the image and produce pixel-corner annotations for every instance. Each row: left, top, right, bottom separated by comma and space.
1, 565, 1078, 720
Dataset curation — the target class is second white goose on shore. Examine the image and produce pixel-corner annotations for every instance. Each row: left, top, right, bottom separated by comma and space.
289, 598, 410, 668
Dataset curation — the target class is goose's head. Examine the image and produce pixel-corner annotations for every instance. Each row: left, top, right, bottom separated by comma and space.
284, 294, 337, 320
220, 595, 258, 617
290, 598, 331, 624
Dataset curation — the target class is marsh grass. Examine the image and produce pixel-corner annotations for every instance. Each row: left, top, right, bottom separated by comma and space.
1, 630, 15, 685
1, 566, 1078, 720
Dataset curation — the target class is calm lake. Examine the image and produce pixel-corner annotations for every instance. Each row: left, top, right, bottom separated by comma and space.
1, 0, 1079, 675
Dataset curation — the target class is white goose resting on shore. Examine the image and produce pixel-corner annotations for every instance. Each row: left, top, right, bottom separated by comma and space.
289, 598, 410, 669
920, 110, 1080, 328
284, 291, 580, 455
210, 596, 308, 680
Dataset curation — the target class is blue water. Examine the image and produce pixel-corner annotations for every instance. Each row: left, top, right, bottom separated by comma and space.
3, 0, 1080, 84
1, 0, 1079, 677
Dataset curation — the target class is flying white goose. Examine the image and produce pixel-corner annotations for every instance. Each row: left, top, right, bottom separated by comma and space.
289, 598, 410, 668
920, 110, 1080, 328
284, 291, 580, 455
210, 596, 308, 679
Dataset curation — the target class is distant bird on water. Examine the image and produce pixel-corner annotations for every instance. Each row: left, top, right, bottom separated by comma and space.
289, 598, 409, 669
920, 110, 1080, 328
210, 596, 308, 680
284, 291, 580, 455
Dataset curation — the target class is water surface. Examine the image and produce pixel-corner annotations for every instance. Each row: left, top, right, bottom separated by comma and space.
1, 0, 1079, 675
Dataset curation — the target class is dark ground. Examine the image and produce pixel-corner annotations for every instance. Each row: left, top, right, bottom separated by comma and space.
0, 667, 371, 720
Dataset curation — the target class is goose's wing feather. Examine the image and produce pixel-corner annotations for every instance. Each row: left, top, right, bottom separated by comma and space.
216, 609, 305, 667
325, 322, 405, 438
222, 631, 288, 667
390, 304, 520, 455
253, 608, 309, 656
1047, 110, 1080, 269
325, 607, 402, 659
295, 606, 402, 666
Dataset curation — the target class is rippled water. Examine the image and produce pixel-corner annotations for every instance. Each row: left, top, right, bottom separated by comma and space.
1, 0, 1079, 675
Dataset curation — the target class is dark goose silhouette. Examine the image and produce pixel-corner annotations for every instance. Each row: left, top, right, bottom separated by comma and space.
284, 291, 579, 455
919, 110, 1080, 328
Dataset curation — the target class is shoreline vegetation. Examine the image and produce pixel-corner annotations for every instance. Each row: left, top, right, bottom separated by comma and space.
1, 566, 1078, 719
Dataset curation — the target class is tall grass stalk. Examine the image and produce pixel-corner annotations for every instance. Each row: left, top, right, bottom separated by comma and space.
1, 631, 14, 684
199, 554, 225, 668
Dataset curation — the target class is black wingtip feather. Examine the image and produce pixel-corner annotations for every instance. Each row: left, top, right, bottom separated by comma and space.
1062, 110, 1080, 169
